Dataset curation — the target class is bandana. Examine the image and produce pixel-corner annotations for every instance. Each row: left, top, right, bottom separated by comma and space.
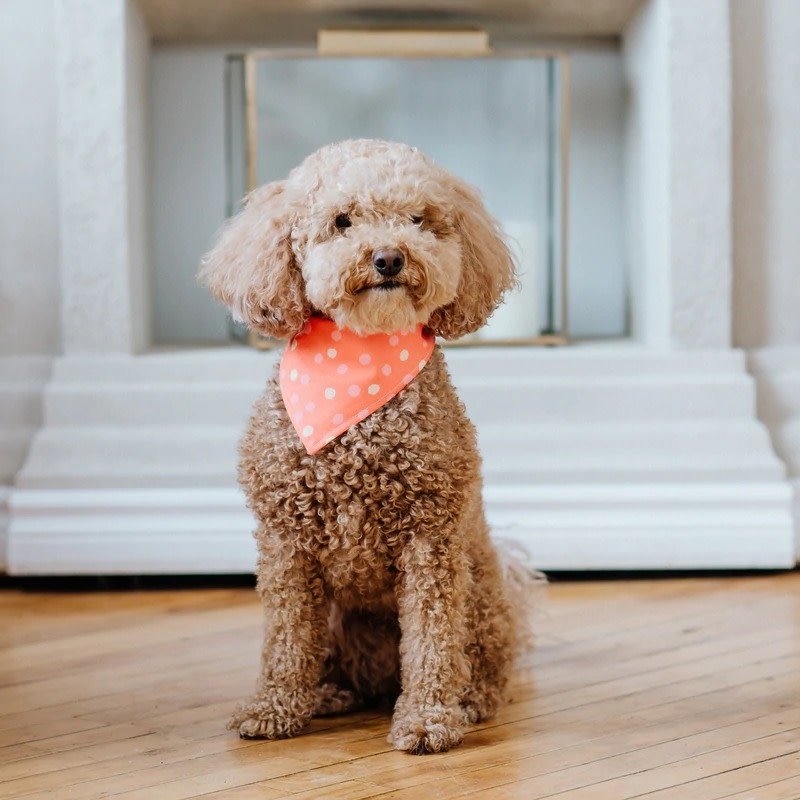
279, 317, 435, 454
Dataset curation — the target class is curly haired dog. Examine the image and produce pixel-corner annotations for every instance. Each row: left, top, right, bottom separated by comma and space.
201, 139, 537, 754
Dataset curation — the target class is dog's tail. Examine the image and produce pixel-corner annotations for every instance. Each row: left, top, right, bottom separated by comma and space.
495, 537, 547, 656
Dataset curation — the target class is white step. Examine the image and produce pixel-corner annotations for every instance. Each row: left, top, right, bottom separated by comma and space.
50, 345, 745, 382
40, 374, 756, 427
16, 420, 784, 488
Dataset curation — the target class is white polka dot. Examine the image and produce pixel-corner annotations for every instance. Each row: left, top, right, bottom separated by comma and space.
331, 330, 342, 341
327, 348, 337, 358
401, 329, 410, 336
290, 392, 300, 405
302, 425, 314, 437
324, 387, 336, 400
419, 359, 427, 370
389, 335, 399, 346
381, 364, 392, 376
357, 409, 370, 420
313, 353, 324, 364
332, 412, 344, 425
296, 410, 304, 422
403, 374, 413, 384
290, 369, 298, 381
300, 373, 310, 385
305, 401, 316, 412
367, 383, 380, 395
348, 384, 361, 397
399, 349, 409, 361
336, 364, 348, 375
358, 353, 371, 366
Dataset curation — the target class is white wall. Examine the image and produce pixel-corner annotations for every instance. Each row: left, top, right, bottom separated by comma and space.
56, 0, 151, 354
0, 0, 61, 356
2, 2, 793, 355
731, 0, 800, 349
623, 0, 732, 350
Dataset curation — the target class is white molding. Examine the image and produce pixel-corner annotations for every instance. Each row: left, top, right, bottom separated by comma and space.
0, 487, 9, 573
8, 488, 253, 575
6, 345, 796, 573
0, 356, 52, 571
793, 479, 800, 559
747, 346, 800, 557
7, 482, 794, 575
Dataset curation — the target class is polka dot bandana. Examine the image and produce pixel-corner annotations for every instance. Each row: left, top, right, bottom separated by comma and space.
279, 317, 435, 454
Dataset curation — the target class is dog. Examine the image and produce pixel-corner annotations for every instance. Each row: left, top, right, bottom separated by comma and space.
200, 138, 539, 754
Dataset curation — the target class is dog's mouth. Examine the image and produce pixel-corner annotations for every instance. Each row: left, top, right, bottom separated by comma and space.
355, 280, 404, 294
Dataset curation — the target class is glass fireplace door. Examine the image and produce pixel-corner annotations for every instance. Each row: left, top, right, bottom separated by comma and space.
227, 49, 568, 346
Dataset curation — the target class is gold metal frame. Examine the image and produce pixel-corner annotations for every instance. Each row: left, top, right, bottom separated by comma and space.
241, 36, 570, 350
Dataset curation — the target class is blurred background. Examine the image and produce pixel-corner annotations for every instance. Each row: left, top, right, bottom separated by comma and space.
1, 0, 798, 575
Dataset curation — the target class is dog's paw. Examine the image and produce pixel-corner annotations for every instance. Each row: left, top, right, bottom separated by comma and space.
313, 683, 362, 717
460, 685, 502, 724
388, 702, 464, 755
227, 694, 311, 740
460, 699, 496, 725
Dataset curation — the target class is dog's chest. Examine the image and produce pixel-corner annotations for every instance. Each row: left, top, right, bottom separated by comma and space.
243, 349, 476, 607
314, 500, 400, 608
299, 427, 426, 606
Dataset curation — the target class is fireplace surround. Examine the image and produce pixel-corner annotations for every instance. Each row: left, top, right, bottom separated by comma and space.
2, 0, 797, 573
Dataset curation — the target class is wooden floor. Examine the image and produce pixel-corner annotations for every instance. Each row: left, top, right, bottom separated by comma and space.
1, 573, 799, 800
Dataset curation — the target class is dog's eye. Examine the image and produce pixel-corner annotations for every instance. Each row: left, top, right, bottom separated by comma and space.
410, 214, 424, 225
334, 213, 352, 230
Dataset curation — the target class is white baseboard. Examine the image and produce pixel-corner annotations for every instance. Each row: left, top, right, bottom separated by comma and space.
7, 482, 795, 575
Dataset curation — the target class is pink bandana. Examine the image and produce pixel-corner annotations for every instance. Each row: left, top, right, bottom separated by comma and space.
279, 317, 435, 454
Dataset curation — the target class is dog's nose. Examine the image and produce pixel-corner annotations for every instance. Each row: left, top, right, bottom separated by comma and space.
372, 248, 405, 277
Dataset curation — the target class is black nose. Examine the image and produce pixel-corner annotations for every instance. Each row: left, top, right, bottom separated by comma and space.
372, 248, 405, 277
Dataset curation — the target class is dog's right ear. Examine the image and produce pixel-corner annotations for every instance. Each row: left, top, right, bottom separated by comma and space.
199, 181, 310, 339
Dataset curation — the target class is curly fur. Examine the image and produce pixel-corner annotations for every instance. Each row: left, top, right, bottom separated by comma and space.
201, 139, 537, 754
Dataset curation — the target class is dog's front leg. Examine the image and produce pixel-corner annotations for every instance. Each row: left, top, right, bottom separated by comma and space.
390, 529, 471, 754
230, 540, 327, 739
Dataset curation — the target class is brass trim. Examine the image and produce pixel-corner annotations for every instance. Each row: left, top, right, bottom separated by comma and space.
244, 53, 258, 193
317, 29, 491, 57
247, 330, 567, 351
241, 39, 571, 348
558, 52, 571, 342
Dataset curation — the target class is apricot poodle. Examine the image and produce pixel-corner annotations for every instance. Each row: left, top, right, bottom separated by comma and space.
201, 139, 540, 754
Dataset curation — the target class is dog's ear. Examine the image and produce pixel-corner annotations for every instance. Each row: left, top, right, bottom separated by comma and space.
427, 178, 517, 340
199, 181, 310, 339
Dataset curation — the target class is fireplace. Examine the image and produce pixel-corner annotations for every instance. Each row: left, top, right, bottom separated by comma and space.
4, 0, 796, 573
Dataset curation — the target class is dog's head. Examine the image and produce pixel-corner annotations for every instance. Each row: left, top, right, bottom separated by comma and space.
200, 139, 516, 339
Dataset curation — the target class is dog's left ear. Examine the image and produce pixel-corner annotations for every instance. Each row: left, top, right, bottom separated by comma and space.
199, 181, 310, 339
427, 179, 517, 340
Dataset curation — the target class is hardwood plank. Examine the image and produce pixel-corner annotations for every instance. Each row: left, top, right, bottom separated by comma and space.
638, 751, 800, 799
716, 772, 800, 800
